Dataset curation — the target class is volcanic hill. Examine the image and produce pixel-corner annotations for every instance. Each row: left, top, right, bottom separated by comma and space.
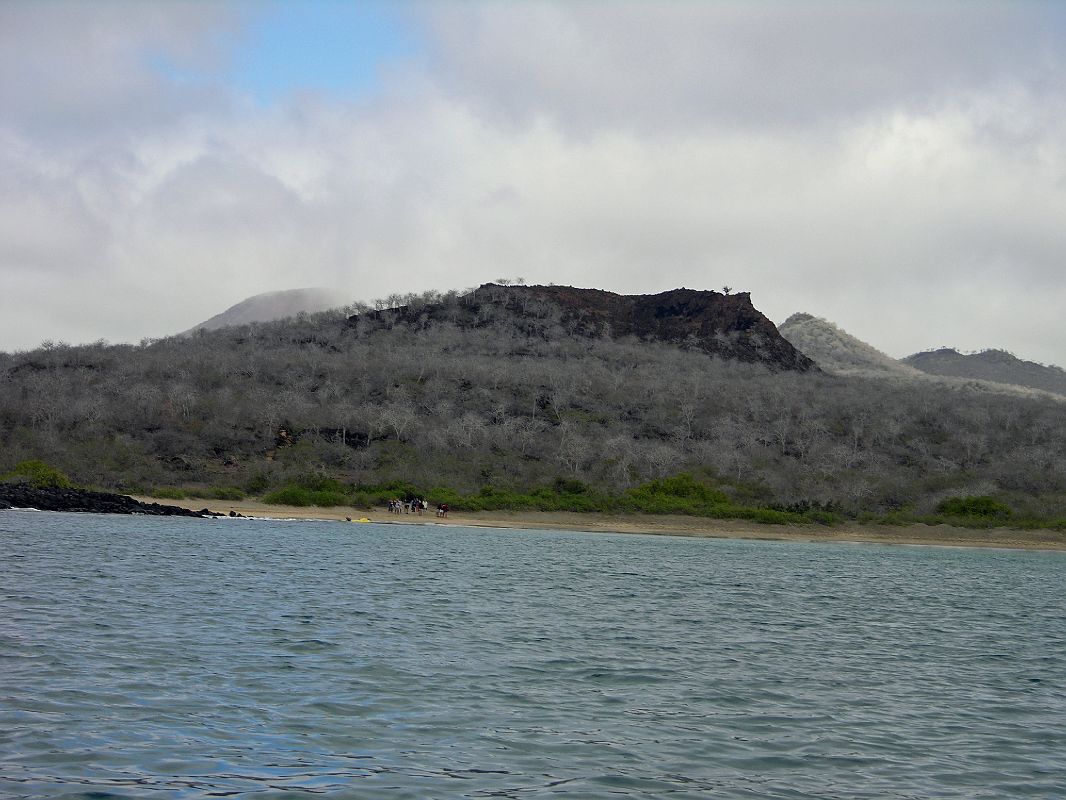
352, 284, 816, 372
183, 287, 348, 335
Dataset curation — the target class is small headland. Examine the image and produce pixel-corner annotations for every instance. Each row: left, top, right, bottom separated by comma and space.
0, 484, 221, 518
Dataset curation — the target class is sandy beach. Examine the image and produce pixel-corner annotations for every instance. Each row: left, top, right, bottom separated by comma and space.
131, 497, 1066, 551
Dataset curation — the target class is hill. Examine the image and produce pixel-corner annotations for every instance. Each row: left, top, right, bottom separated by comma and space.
778, 313, 924, 378
780, 313, 1065, 401
363, 284, 816, 372
904, 349, 1066, 397
182, 287, 348, 334
1, 284, 1065, 520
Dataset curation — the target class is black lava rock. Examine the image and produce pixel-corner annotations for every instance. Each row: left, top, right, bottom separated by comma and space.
0, 484, 221, 517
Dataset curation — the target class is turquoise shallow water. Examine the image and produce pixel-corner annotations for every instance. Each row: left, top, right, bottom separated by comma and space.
2, 512, 1065, 799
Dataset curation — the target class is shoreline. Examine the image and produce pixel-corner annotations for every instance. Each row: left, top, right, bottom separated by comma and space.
131, 497, 1066, 551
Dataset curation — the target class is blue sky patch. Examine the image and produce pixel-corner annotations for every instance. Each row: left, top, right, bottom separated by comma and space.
152, 1, 421, 103
231, 1, 419, 101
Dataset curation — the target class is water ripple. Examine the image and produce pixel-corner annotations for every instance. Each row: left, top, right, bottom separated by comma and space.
2, 513, 1065, 798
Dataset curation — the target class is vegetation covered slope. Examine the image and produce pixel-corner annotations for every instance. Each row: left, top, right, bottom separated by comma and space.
779, 313, 926, 379
781, 313, 1064, 402
904, 348, 1066, 398
1, 285, 1064, 520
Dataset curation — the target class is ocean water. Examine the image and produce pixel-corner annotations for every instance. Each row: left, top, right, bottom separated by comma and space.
2, 512, 1065, 799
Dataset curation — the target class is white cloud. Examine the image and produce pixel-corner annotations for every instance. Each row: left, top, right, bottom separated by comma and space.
421, 1, 1066, 130
1, 0, 1065, 368
0, 2, 238, 139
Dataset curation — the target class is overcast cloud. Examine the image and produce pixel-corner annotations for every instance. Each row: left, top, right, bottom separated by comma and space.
1, 0, 1065, 365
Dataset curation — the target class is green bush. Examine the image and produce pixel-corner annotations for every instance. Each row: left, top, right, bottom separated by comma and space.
2, 460, 73, 489
803, 510, 840, 525
936, 495, 1013, 520
372, 479, 422, 498
552, 477, 590, 495
259, 470, 849, 527
308, 490, 350, 507
347, 480, 425, 509
426, 486, 464, 507
262, 486, 313, 506
150, 487, 187, 500
410, 473, 826, 522
292, 473, 349, 493
724, 506, 800, 525
625, 473, 730, 515
193, 486, 246, 501
244, 472, 272, 495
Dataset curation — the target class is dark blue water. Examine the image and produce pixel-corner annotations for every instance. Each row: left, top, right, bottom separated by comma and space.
2, 512, 1064, 799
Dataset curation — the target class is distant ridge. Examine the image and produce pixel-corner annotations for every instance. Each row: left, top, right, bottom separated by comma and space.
904, 348, 1066, 397
182, 288, 348, 335
780, 313, 1066, 401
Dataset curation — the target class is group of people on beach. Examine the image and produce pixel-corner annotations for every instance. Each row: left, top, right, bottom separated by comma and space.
386, 498, 449, 517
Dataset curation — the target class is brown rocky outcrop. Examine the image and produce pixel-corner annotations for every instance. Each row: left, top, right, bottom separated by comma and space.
353, 284, 815, 371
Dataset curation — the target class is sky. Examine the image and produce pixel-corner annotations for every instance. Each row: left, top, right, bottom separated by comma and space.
2, 0, 1065, 366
